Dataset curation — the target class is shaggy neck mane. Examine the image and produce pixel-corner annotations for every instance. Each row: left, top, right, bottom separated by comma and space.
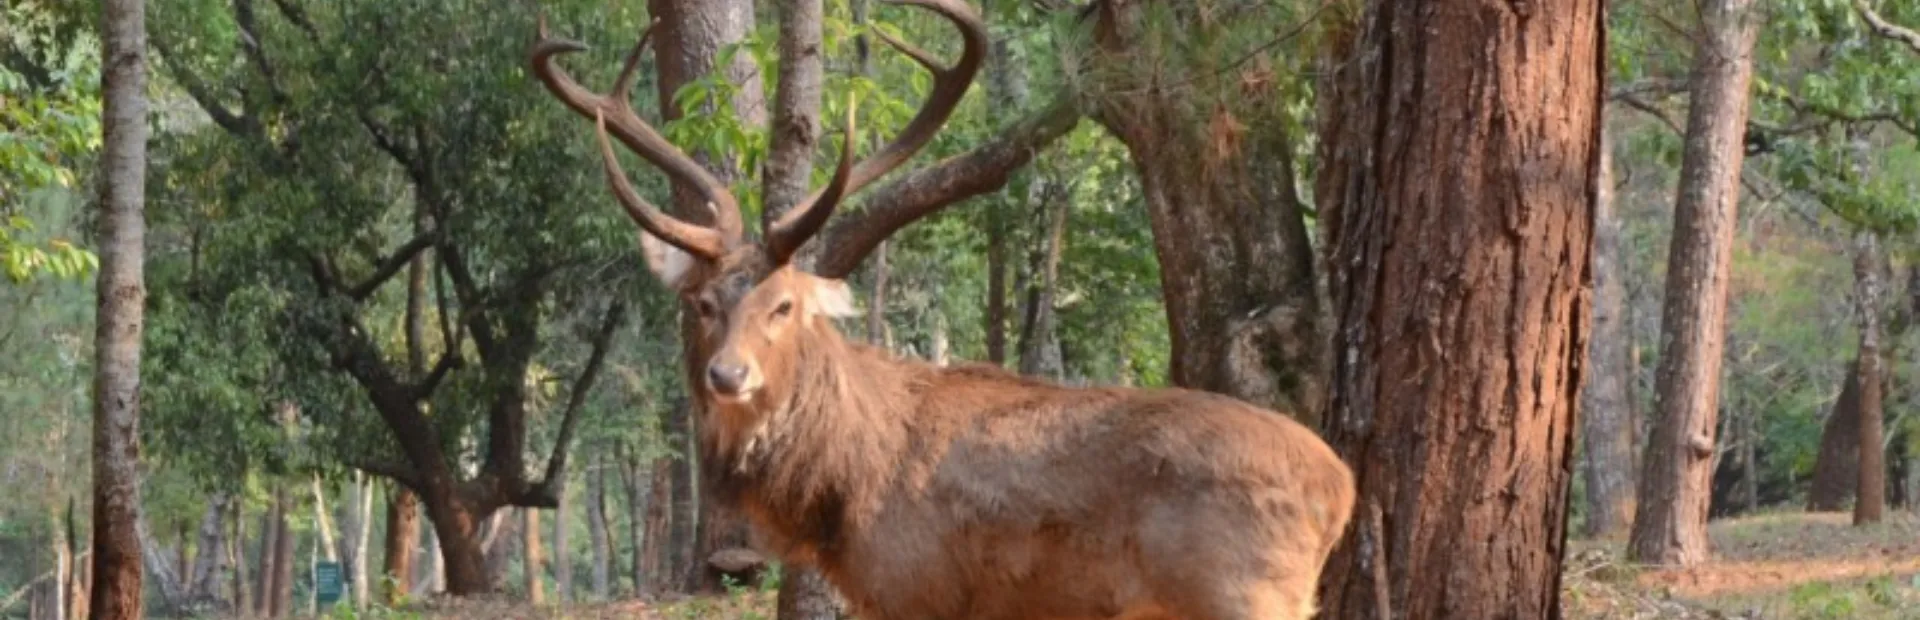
703, 321, 922, 552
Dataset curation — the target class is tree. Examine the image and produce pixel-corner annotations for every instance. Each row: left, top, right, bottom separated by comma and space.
1087, 0, 1326, 423
1312, 0, 1603, 615
145, 0, 645, 594
1851, 232, 1886, 524
1582, 123, 1637, 539
1629, 0, 1761, 567
90, 0, 150, 615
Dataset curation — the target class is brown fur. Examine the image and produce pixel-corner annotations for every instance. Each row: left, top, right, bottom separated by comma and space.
678, 262, 1357, 620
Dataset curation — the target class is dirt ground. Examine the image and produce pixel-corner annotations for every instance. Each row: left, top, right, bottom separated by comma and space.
1564, 510, 1920, 619
271, 510, 1919, 619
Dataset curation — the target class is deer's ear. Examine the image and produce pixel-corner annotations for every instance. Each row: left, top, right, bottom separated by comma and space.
808, 277, 862, 319
639, 232, 699, 290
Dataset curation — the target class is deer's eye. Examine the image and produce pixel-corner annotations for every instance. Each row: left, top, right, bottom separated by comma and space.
772, 299, 794, 318
695, 299, 720, 318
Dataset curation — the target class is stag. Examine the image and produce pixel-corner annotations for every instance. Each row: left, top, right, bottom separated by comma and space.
532, 2, 1355, 618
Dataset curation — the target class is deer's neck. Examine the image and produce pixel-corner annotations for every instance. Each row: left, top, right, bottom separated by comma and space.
704, 328, 920, 553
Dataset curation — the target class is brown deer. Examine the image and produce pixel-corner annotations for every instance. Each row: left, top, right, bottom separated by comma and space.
531, 2, 1355, 618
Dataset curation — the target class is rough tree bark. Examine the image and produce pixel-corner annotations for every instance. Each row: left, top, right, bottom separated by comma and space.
647, 0, 765, 593
1089, 1, 1326, 423
1808, 359, 1863, 511
1628, 0, 1760, 567
1853, 231, 1886, 525
1312, 0, 1603, 616
91, 0, 149, 616
1581, 123, 1637, 539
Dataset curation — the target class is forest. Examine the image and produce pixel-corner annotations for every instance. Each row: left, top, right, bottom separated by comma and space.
4, 0, 1920, 618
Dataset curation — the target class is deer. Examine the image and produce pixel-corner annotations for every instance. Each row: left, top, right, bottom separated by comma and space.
530, 2, 1356, 618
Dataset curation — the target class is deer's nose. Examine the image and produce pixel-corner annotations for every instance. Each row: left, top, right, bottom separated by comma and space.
707, 362, 752, 396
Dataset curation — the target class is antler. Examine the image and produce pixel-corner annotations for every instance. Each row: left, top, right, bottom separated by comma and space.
763, 0, 988, 264
530, 17, 744, 259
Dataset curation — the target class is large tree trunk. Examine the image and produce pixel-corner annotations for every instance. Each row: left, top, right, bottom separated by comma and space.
1853, 231, 1887, 525
419, 490, 488, 597
1089, 2, 1326, 423
91, 0, 150, 616
585, 454, 613, 599
1628, 0, 1760, 567
1808, 359, 1863, 510
1312, 0, 1603, 615
1581, 123, 1637, 539
647, 0, 764, 593
381, 485, 419, 603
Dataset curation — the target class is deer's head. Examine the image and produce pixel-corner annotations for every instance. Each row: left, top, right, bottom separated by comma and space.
531, 0, 984, 410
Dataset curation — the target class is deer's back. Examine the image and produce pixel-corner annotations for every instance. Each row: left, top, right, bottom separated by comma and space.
821, 365, 1355, 620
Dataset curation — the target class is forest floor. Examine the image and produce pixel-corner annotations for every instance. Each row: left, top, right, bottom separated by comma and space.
264, 511, 1918, 619
1564, 509, 1920, 619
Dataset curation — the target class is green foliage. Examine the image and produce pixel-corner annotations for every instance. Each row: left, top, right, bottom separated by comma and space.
1, 1, 102, 284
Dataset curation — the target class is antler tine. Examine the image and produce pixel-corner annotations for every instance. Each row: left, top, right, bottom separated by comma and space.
530, 17, 746, 250
594, 112, 731, 259
765, 0, 988, 261
767, 96, 860, 264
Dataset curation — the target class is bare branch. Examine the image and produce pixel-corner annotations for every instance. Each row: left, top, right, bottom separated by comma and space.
529, 300, 629, 504
413, 348, 463, 401
1856, 0, 1920, 55
151, 34, 257, 139
346, 457, 423, 490
1612, 92, 1684, 135
810, 92, 1082, 278
345, 231, 439, 300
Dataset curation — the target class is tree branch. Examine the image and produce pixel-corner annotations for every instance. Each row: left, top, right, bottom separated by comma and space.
150, 34, 256, 140
413, 347, 463, 401
345, 230, 439, 300
345, 456, 423, 489
232, 0, 289, 106
436, 241, 498, 359
305, 252, 451, 480
358, 111, 422, 178
268, 0, 321, 42
810, 92, 1082, 278
527, 300, 629, 505
1856, 0, 1920, 55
